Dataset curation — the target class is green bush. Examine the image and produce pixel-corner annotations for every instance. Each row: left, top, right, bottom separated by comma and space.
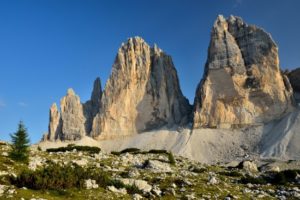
11, 162, 117, 190
111, 151, 121, 156
240, 170, 300, 185
240, 174, 268, 185
120, 148, 141, 154
46, 145, 101, 154
271, 170, 300, 185
148, 149, 168, 154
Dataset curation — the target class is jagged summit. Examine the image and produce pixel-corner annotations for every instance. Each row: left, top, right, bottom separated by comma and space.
45, 16, 297, 143
45, 36, 191, 141
47, 78, 103, 141
92, 36, 191, 139
193, 15, 294, 129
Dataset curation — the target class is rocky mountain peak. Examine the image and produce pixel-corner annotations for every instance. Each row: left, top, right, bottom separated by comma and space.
91, 37, 191, 139
46, 78, 103, 141
193, 15, 294, 129
90, 77, 102, 108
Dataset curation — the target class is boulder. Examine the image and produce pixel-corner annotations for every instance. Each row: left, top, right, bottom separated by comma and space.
239, 160, 258, 173
107, 186, 127, 195
84, 179, 99, 189
193, 15, 294, 129
120, 178, 152, 193
144, 160, 173, 173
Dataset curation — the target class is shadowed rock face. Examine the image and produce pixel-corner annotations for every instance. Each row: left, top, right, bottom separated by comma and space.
83, 78, 102, 137
287, 68, 300, 92
91, 37, 191, 139
193, 15, 294, 129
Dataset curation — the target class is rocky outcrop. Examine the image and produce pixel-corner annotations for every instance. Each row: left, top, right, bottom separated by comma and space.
47, 78, 102, 141
193, 15, 294, 129
91, 37, 191, 139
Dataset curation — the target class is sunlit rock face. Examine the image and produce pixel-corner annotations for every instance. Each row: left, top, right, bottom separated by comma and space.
47, 78, 102, 141
193, 15, 294, 129
91, 37, 191, 139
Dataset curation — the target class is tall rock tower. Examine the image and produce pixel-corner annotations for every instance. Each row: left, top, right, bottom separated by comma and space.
47, 78, 102, 141
91, 37, 191, 139
193, 15, 294, 129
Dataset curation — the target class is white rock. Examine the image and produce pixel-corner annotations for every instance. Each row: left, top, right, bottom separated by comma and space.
241, 161, 258, 173
0, 171, 9, 176
208, 176, 218, 185
152, 185, 162, 196
145, 160, 172, 173
84, 179, 99, 189
107, 186, 127, 195
28, 156, 44, 171
1, 152, 8, 156
185, 193, 196, 200
72, 159, 88, 166
133, 193, 143, 200
120, 178, 152, 193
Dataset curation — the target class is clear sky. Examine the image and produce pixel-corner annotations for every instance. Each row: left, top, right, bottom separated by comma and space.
0, 0, 300, 143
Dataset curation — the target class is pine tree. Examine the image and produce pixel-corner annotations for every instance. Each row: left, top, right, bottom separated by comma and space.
9, 121, 30, 162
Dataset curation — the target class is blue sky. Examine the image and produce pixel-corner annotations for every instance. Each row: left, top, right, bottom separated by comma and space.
0, 0, 299, 143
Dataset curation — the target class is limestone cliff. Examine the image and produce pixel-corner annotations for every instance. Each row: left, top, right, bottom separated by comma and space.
47, 78, 102, 141
193, 15, 294, 129
83, 78, 102, 137
91, 37, 191, 139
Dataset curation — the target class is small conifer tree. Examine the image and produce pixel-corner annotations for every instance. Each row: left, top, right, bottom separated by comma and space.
9, 121, 30, 162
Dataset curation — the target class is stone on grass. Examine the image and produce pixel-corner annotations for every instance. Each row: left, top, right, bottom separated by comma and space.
107, 186, 127, 195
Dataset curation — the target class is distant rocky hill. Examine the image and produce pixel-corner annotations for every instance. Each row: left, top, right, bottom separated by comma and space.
44, 15, 298, 143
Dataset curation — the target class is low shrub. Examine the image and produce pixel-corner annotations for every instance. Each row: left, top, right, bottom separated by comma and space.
46, 145, 101, 154
219, 171, 242, 177
111, 151, 121, 156
189, 166, 207, 174
240, 174, 268, 185
240, 169, 300, 185
148, 149, 168, 154
125, 184, 141, 194
120, 148, 141, 154
10, 161, 119, 190
11, 162, 86, 190
271, 170, 300, 185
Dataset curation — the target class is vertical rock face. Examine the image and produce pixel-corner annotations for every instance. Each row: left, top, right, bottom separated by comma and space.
193, 15, 294, 128
84, 78, 102, 137
287, 68, 300, 92
48, 103, 61, 141
91, 37, 191, 139
59, 89, 86, 140
47, 78, 102, 141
